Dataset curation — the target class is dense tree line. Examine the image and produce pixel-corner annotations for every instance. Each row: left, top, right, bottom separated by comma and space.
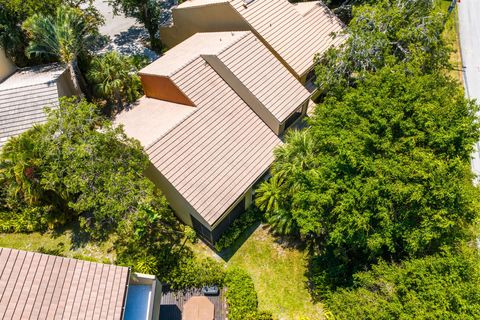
257, 0, 480, 317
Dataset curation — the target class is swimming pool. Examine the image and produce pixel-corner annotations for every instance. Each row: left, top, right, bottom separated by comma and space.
124, 284, 152, 320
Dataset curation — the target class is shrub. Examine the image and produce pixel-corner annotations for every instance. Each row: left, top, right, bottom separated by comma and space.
0, 208, 49, 233
327, 249, 480, 319
225, 267, 258, 320
215, 206, 261, 251
224, 267, 274, 320
184, 225, 197, 244
166, 255, 226, 291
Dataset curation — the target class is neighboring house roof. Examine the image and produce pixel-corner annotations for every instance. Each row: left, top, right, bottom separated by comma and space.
0, 64, 66, 148
145, 54, 282, 225
175, 0, 346, 77
115, 97, 196, 147
0, 247, 129, 320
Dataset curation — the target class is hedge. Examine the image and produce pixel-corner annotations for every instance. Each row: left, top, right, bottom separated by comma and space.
225, 267, 273, 320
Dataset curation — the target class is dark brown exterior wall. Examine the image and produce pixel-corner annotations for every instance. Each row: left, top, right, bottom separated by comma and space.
140, 74, 195, 106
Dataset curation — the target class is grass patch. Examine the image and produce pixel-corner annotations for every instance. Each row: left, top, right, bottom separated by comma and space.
191, 225, 324, 320
228, 226, 324, 319
0, 229, 115, 264
438, 0, 463, 82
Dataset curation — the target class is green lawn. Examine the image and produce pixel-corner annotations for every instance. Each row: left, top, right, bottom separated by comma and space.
192, 224, 324, 320
0, 229, 115, 263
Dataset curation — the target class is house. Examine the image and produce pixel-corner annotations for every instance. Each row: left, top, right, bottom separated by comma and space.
115, 31, 310, 243
0, 49, 79, 148
160, 0, 346, 87
0, 48, 16, 82
0, 247, 161, 320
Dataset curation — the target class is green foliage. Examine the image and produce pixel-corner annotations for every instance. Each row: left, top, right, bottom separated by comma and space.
0, 97, 169, 239
166, 254, 226, 290
328, 249, 480, 319
315, 0, 449, 90
0, 4, 29, 66
214, 206, 261, 251
23, 5, 95, 63
87, 51, 143, 111
0, 209, 49, 233
107, 0, 165, 51
225, 267, 259, 320
23, 5, 100, 93
0, 0, 101, 66
259, 64, 480, 287
115, 203, 184, 279
184, 225, 198, 244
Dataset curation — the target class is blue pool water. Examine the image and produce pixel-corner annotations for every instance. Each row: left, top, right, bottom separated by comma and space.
124, 285, 152, 320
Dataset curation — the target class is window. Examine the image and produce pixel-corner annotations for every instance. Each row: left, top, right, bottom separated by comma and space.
284, 108, 302, 129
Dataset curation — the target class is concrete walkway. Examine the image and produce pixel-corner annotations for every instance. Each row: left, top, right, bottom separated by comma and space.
458, 0, 480, 179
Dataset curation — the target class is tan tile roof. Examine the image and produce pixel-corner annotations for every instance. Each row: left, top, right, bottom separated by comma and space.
141, 31, 309, 123
0, 64, 66, 148
0, 247, 129, 320
140, 32, 246, 77
115, 96, 196, 147
146, 56, 282, 225
177, 0, 346, 77
217, 32, 310, 122
231, 0, 346, 77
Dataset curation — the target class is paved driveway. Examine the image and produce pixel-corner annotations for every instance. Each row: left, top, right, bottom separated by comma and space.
458, 0, 480, 178
92, 0, 176, 59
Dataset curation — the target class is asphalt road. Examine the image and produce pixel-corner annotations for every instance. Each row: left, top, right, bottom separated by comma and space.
458, 0, 480, 178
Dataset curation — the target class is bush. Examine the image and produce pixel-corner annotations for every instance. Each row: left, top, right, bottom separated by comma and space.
215, 206, 261, 251
0, 208, 49, 233
224, 267, 274, 320
225, 267, 259, 320
166, 255, 226, 291
327, 249, 480, 319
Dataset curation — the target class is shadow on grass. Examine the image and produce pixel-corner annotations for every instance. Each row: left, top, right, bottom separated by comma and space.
216, 221, 262, 262
50, 220, 93, 250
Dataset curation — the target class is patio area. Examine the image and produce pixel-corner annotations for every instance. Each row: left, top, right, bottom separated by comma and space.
160, 286, 227, 320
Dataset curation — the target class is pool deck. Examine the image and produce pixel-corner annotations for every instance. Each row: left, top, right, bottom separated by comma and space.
160, 286, 227, 320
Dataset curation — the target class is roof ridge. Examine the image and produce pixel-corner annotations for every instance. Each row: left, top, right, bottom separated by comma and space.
166, 31, 249, 78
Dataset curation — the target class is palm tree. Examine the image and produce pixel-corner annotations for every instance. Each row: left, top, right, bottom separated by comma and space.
87, 52, 142, 111
274, 129, 315, 179
22, 6, 93, 95
255, 176, 299, 236
0, 131, 43, 206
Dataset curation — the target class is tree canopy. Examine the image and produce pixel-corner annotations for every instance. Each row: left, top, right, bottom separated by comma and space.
258, 63, 479, 286
0, 97, 172, 239
87, 51, 143, 111
315, 0, 449, 90
328, 248, 480, 319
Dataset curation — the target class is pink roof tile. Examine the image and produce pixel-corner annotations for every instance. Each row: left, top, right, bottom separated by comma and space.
0, 248, 129, 320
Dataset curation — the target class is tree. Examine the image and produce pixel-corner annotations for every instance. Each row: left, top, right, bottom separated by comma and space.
0, 0, 101, 66
107, 0, 166, 51
315, 0, 449, 90
115, 203, 185, 278
258, 65, 480, 286
87, 52, 143, 111
22, 5, 98, 94
0, 97, 171, 239
327, 249, 480, 319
